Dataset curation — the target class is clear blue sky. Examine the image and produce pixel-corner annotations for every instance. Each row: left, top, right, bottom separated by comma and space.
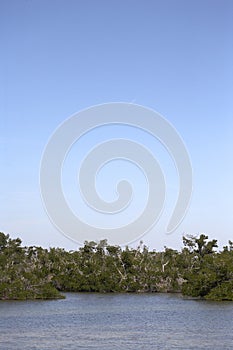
1, 0, 232, 250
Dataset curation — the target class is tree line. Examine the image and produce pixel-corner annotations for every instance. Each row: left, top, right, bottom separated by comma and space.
0, 232, 232, 301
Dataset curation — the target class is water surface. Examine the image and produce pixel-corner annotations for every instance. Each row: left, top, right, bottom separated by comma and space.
0, 293, 232, 349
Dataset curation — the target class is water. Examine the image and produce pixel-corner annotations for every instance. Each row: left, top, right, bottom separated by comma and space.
0, 293, 232, 349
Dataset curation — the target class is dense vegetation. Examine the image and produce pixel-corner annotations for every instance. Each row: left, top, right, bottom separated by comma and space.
0, 232, 232, 301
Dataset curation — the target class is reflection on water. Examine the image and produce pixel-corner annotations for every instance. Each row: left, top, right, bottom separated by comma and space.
0, 293, 233, 349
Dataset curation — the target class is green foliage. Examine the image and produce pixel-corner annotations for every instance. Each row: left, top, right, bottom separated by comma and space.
0, 232, 232, 301
182, 235, 233, 300
205, 281, 233, 301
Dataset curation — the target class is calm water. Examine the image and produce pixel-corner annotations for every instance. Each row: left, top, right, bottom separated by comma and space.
0, 293, 232, 349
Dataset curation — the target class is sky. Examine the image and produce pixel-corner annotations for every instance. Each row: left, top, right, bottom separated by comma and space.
1, 0, 233, 251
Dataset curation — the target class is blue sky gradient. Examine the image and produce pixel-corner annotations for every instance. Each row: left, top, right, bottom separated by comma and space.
1, 0, 232, 250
